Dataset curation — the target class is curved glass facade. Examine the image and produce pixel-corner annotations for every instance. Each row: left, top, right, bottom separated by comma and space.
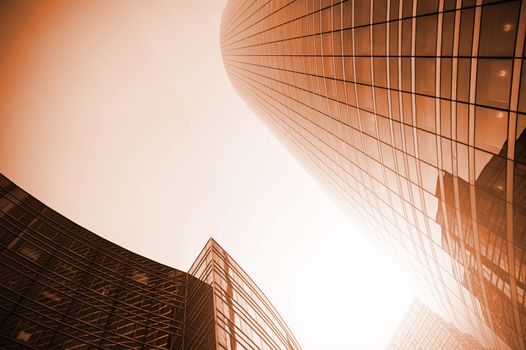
187, 240, 301, 350
220, 1, 526, 349
0, 175, 187, 349
0, 174, 299, 350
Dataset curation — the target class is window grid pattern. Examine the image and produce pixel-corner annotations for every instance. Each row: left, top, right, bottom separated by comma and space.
0, 174, 301, 350
221, 0, 526, 349
188, 239, 301, 350
0, 175, 187, 349
388, 298, 487, 349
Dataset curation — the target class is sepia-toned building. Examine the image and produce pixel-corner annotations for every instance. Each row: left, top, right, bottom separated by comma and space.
220, 0, 526, 349
186, 239, 301, 350
0, 174, 300, 350
388, 298, 486, 349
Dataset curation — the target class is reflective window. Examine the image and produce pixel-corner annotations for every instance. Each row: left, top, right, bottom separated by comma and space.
457, 58, 471, 103
416, 95, 436, 133
456, 103, 469, 144
440, 59, 452, 99
354, 26, 371, 55
375, 88, 389, 117
440, 100, 452, 138
417, 0, 438, 15
401, 57, 411, 91
356, 57, 372, 85
373, 57, 387, 87
389, 21, 399, 56
418, 130, 438, 166
479, 1, 520, 57
355, 0, 372, 27
519, 61, 526, 114
441, 12, 454, 56
357, 85, 374, 111
373, 23, 387, 55
373, 0, 388, 23
401, 19, 412, 56
459, 8, 475, 56
416, 58, 436, 96
475, 107, 508, 155
416, 15, 438, 56
476, 59, 513, 109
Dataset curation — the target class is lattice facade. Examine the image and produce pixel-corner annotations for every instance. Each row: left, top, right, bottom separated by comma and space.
221, 0, 526, 349
188, 240, 301, 350
388, 298, 486, 349
0, 174, 299, 350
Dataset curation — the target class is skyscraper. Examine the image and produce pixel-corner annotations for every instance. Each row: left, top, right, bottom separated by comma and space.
0, 174, 300, 350
187, 239, 301, 350
220, 1, 526, 349
388, 298, 486, 349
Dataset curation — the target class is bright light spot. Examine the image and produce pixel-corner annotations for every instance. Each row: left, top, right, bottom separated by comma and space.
503, 23, 512, 32
499, 70, 507, 77
497, 112, 504, 118
286, 213, 417, 350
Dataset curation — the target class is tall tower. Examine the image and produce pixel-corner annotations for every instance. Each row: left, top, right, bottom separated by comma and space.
388, 298, 486, 349
220, 1, 526, 349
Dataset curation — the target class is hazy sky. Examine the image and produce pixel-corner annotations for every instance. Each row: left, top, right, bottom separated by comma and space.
0, 1, 418, 348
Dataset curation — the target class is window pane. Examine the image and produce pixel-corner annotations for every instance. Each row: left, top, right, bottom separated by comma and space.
479, 1, 520, 57
418, 130, 438, 166
373, 23, 387, 55
416, 95, 436, 133
440, 58, 452, 99
401, 19, 412, 56
375, 88, 388, 117
476, 59, 512, 109
516, 115, 526, 165
475, 107, 508, 155
519, 60, 526, 114
416, 14, 438, 56
373, 57, 387, 87
357, 85, 374, 111
417, 0, 438, 15
373, 0, 388, 23
354, 0, 371, 27
354, 26, 371, 55
459, 8, 474, 56
416, 58, 436, 95
441, 12, 454, 56
356, 57, 372, 84
457, 58, 470, 103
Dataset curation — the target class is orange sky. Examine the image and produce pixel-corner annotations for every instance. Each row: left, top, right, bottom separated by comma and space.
0, 1, 418, 348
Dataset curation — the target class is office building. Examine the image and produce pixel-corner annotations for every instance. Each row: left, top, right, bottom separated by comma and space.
221, 0, 526, 348
0, 174, 300, 349
187, 239, 301, 350
388, 298, 486, 349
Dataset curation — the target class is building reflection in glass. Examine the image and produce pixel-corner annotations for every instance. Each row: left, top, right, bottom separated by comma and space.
221, 0, 526, 348
437, 128, 526, 349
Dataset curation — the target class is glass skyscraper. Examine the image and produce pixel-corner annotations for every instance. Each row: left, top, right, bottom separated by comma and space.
187, 240, 301, 350
221, 0, 526, 349
0, 174, 300, 350
388, 298, 486, 349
